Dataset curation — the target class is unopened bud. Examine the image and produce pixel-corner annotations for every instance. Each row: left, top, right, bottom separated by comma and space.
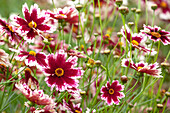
80, 91, 86, 95
136, 9, 142, 14
156, 99, 160, 103
116, 0, 123, 7
119, 6, 129, 15
157, 104, 163, 109
76, 35, 82, 40
146, 107, 153, 113
95, 60, 102, 67
151, 4, 158, 11
95, 13, 100, 18
161, 62, 170, 67
75, 4, 83, 11
103, 49, 110, 54
117, 32, 122, 38
128, 103, 134, 108
131, 8, 136, 13
128, 22, 134, 28
165, 92, 170, 97
121, 75, 128, 83
94, 33, 99, 37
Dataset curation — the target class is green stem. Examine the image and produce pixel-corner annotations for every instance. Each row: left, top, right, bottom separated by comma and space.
154, 41, 160, 62
145, 0, 148, 25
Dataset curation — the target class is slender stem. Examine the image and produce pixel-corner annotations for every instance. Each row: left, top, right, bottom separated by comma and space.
47, 45, 52, 54
154, 41, 160, 62
145, 0, 148, 25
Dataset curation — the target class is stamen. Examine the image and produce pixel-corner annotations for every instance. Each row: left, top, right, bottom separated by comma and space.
6, 25, 14, 32
75, 110, 81, 113
137, 66, 143, 70
109, 88, 114, 95
151, 32, 161, 38
55, 68, 64, 77
29, 51, 36, 56
28, 21, 37, 28
132, 40, 139, 46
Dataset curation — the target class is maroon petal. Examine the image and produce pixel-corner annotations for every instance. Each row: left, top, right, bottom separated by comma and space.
47, 54, 57, 70
107, 95, 112, 105
111, 80, 119, 88
46, 75, 58, 86
64, 69, 79, 77
36, 17, 46, 25
44, 68, 54, 74
26, 55, 36, 63
36, 53, 47, 67
0, 19, 7, 26
23, 3, 31, 22
101, 92, 109, 99
62, 76, 77, 87
31, 7, 38, 21
36, 25, 51, 31
15, 17, 28, 25
111, 95, 119, 105
27, 29, 36, 39
21, 25, 31, 31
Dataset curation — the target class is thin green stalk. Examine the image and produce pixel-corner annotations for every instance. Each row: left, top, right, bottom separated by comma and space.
154, 41, 160, 62
152, 10, 155, 27
47, 45, 52, 54
162, 98, 168, 113
145, 0, 148, 25
147, 41, 154, 62
164, 50, 170, 62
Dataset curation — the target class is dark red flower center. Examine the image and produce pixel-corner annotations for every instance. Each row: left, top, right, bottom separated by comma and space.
151, 32, 161, 38
160, 1, 168, 9
55, 68, 64, 77
29, 51, 36, 56
28, 21, 37, 29
132, 40, 139, 46
109, 88, 114, 95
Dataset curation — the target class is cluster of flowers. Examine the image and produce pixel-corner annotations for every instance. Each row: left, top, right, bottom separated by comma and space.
0, 0, 170, 112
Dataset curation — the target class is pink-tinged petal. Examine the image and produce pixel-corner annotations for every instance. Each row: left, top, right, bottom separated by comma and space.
36, 25, 51, 31
44, 68, 54, 75
160, 36, 170, 45
64, 68, 80, 77
101, 92, 109, 99
110, 80, 119, 88
45, 75, 58, 87
111, 96, 120, 105
27, 29, 36, 39
66, 56, 78, 67
21, 25, 30, 31
106, 81, 111, 88
0, 19, 7, 26
22, 3, 31, 22
36, 52, 47, 67
121, 58, 137, 69
62, 76, 77, 87
47, 54, 57, 70
25, 55, 36, 66
106, 95, 112, 105
101, 86, 108, 93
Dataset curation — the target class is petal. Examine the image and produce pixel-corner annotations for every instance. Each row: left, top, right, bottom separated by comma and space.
106, 95, 112, 105
36, 17, 46, 25
36, 52, 47, 67
111, 95, 120, 105
30, 4, 39, 21
36, 25, 51, 31
64, 68, 80, 77
62, 76, 77, 87
22, 3, 31, 22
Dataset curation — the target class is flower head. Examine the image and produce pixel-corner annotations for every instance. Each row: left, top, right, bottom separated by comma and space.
141, 24, 170, 45
122, 58, 162, 77
101, 80, 125, 105
12, 49, 47, 68
46, 7, 79, 24
43, 50, 82, 91
12, 3, 55, 43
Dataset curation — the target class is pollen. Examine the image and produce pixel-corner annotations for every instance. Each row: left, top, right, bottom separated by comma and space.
55, 68, 64, 77
75, 110, 81, 113
151, 32, 161, 38
60, 14, 66, 17
6, 25, 14, 32
29, 51, 36, 56
28, 21, 37, 28
109, 88, 114, 95
132, 40, 139, 46
137, 66, 143, 70
160, 1, 168, 9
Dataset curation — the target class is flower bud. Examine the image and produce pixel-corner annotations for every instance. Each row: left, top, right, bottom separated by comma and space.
151, 4, 158, 11
103, 49, 110, 54
157, 104, 163, 109
94, 33, 99, 37
136, 9, 142, 14
95, 13, 100, 18
128, 103, 134, 108
165, 92, 170, 97
121, 75, 128, 83
75, 4, 83, 11
128, 22, 134, 28
116, 0, 123, 7
95, 60, 102, 67
117, 32, 122, 38
146, 107, 153, 113
131, 8, 136, 13
161, 62, 170, 67
80, 91, 86, 95
119, 6, 129, 15
76, 35, 82, 40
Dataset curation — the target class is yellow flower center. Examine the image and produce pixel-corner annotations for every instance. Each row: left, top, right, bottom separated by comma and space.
25, 68, 32, 73
28, 21, 37, 28
109, 88, 114, 95
6, 25, 14, 32
151, 32, 161, 38
132, 40, 139, 46
29, 51, 36, 56
75, 110, 81, 113
55, 68, 64, 77
137, 66, 143, 70
160, 1, 168, 9
60, 14, 66, 16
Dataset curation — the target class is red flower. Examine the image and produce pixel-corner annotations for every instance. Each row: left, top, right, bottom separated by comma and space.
141, 24, 170, 45
121, 58, 162, 77
12, 49, 47, 68
12, 3, 55, 43
46, 7, 79, 24
101, 80, 125, 105
44, 50, 82, 91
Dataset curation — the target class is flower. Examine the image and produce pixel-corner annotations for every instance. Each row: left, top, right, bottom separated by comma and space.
101, 80, 125, 105
46, 7, 79, 24
12, 3, 55, 43
15, 68, 55, 105
0, 18, 23, 44
141, 24, 170, 45
12, 49, 47, 68
121, 25, 157, 55
63, 100, 82, 113
43, 50, 82, 91
121, 58, 162, 77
